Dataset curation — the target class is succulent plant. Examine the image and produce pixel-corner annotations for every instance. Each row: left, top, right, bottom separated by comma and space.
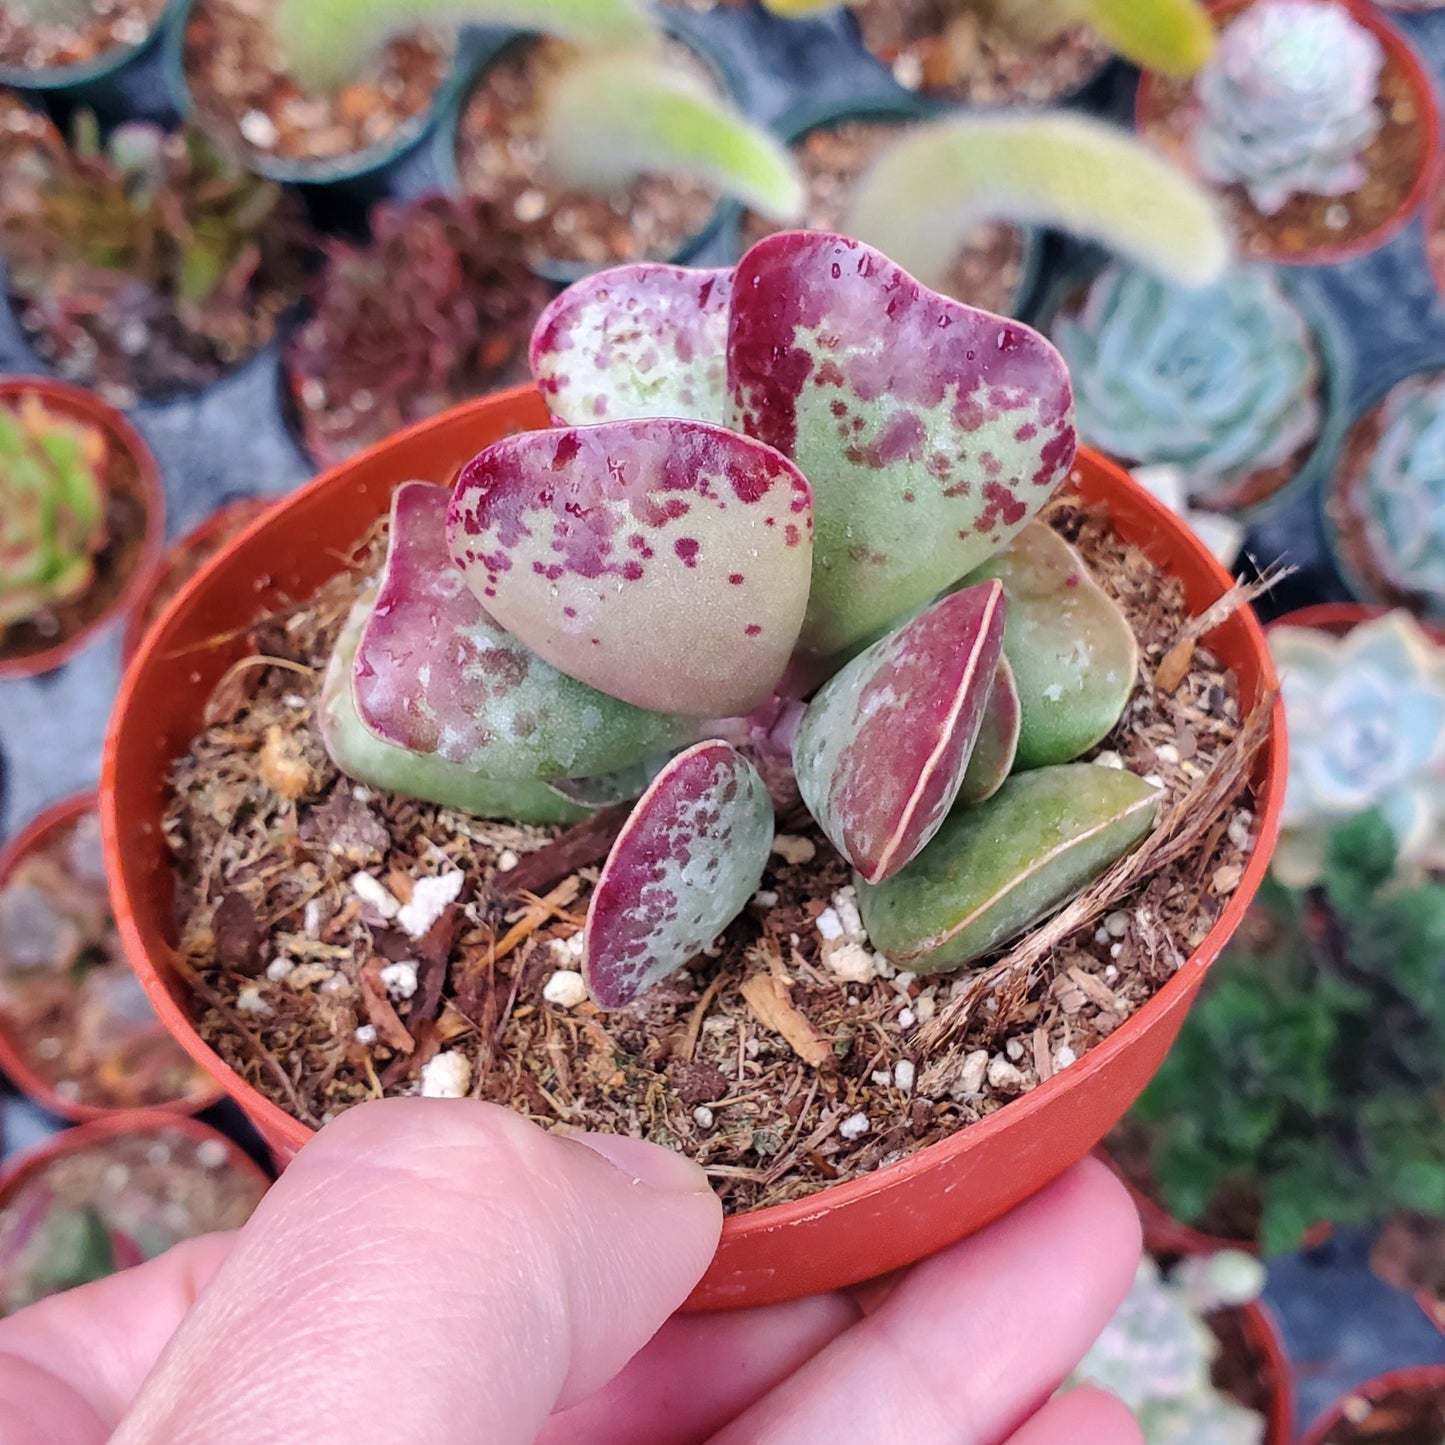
1192, 0, 1385, 216
286, 195, 553, 465
1049, 262, 1321, 505
0, 392, 108, 631
1355, 373, 1445, 610
0, 115, 305, 401
844, 112, 1229, 294
1072, 1253, 1268, 1445
1270, 611, 1445, 887
321, 230, 1164, 1008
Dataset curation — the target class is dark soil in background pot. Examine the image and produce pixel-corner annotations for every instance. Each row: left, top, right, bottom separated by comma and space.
0, 0, 167, 72
1137, 7, 1430, 263
1209, 1305, 1279, 1420
0, 425, 152, 669
852, 0, 1111, 106
453, 35, 721, 270
162, 491, 1264, 1215
181, 0, 454, 168
1317, 1384, 1445, 1444
740, 118, 1029, 316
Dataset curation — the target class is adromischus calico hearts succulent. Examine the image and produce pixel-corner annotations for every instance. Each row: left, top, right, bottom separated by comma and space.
321, 230, 1156, 1007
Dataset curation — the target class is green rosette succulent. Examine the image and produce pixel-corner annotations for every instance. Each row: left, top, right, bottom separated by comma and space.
1356, 372, 1445, 609
1049, 262, 1321, 506
1192, 0, 1384, 216
1071, 1253, 1267, 1445
1271, 611, 1445, 886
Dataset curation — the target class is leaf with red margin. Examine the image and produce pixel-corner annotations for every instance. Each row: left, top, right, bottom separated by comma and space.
353, 482, 691, 782
958, 656, 1021, 805
530, 263, 732, 426
792, 581, 1007, 884
727, 230, 1076, 658
447, 419, 814, 718
583, 740, 774, 1008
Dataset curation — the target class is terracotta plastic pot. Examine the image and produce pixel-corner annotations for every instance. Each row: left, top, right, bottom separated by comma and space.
1135, 0, 1440, 267
0, 792, 221, 1122
121, 497, 277, 664
0, 378, 165, 681
1300, 1366, 1445, 1445
1238, 1297, 1296, 1445
101, 385, 1285, 1310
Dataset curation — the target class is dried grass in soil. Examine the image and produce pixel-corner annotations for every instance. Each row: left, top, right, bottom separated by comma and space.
166, 489, 1267, 1214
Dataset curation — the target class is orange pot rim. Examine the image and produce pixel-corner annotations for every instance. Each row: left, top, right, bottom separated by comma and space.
1299, 1365, 1445, 1445
0, 1107, 272, 1213
0, 792, 221, 1122
1135, 0, 1441, 268
1238, 1296, 1296, 1445
0, 378, 166, 681
101, 387, 1285, 1306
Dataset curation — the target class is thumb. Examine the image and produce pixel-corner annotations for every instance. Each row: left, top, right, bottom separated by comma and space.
112, 1098, 722, 1445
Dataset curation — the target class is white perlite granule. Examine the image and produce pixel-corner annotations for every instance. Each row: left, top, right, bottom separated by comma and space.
420, 1052, 473, 1099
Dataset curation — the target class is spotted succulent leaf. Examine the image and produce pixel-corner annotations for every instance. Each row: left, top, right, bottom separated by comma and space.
352, 482, 692, 782
447, 420, 814, 717
962, 521, 1137, 769
530, 264, 732, 427
727, 231, 1076, 658
793, 582, 1007, 884
584, 741, 774, 1008
857, 764, 1160, 972
958, 658, 1021, 805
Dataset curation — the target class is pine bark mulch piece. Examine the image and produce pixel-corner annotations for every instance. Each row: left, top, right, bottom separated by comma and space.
165, 482, 1266, 1214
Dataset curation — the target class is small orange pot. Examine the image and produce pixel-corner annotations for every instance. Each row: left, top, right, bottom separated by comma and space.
1135, 0, 1440, 268
1300, 1366, 1445, 1445
0, 378, 165, 680
1269, 602, 1445, 648
0, 792, 220, 1122
100, 386, 1285, 1310
1238, 1297, 1296, 1445
121, 497, 278, 664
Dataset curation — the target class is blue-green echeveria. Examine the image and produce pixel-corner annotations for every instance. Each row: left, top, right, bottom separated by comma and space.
1357, 372, 1445, 610
1192, 0, 1384, 216
1271, 611, 1445, 885
1071, 1253, 1267, 1445
1050, 262, 1320, 507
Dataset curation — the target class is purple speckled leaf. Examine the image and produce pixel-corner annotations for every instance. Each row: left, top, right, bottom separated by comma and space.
584, 740, 774, 1008
531, 263, 733, 426
447, 420, 814, 718
792, 581, 1007, 884
957, 657, 1020, 805
727, 230, 1076, 657
353, 482, 690, 782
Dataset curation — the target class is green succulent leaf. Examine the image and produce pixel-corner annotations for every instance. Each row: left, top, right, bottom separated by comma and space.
961, 521, 1137, 769
845, 113, 1229, 294
728, 230, 1076, 658
539, 49, 805, 223
584, 741, 774, 1007
353, 482, 692, 783
857, 763, 1160, 972
958, 657, 1021, 805
447, 419, 815, 718
319, 588, 591, 825
988, 0, 1214, 74
273, 0, 658, 93
531, 264, 732, 427
793, 582, 1007, 884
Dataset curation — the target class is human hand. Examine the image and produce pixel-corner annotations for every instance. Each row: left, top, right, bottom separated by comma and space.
0, 1098, 1142, 1444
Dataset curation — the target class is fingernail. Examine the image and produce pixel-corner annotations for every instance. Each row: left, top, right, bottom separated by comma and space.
565, 1130, 712, 1195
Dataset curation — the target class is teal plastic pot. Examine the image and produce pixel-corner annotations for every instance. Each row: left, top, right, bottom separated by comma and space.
0, 0, 182, 117
434, 15, 741, 285
727, 93, 1044, 321
162, 0, 469, 190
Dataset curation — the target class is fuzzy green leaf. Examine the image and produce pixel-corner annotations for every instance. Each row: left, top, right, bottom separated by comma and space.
857, 763, 1160, 972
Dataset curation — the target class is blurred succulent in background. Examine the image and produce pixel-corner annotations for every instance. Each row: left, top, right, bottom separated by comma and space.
1131, 465, 1244, 568
1270, 612, 1445, 887
1357, 373, 1445, 610
0, 392, 108, 633
1132, 810, 1445, 1253
321, 230, 1161, 1008
1072, 1252, 1267, 1445
0, 115, 307, 403
1193, 0, 1384, 215
843, 111, 1229, 293
1049, 263, 1320, 509
286, 195, 552, 466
